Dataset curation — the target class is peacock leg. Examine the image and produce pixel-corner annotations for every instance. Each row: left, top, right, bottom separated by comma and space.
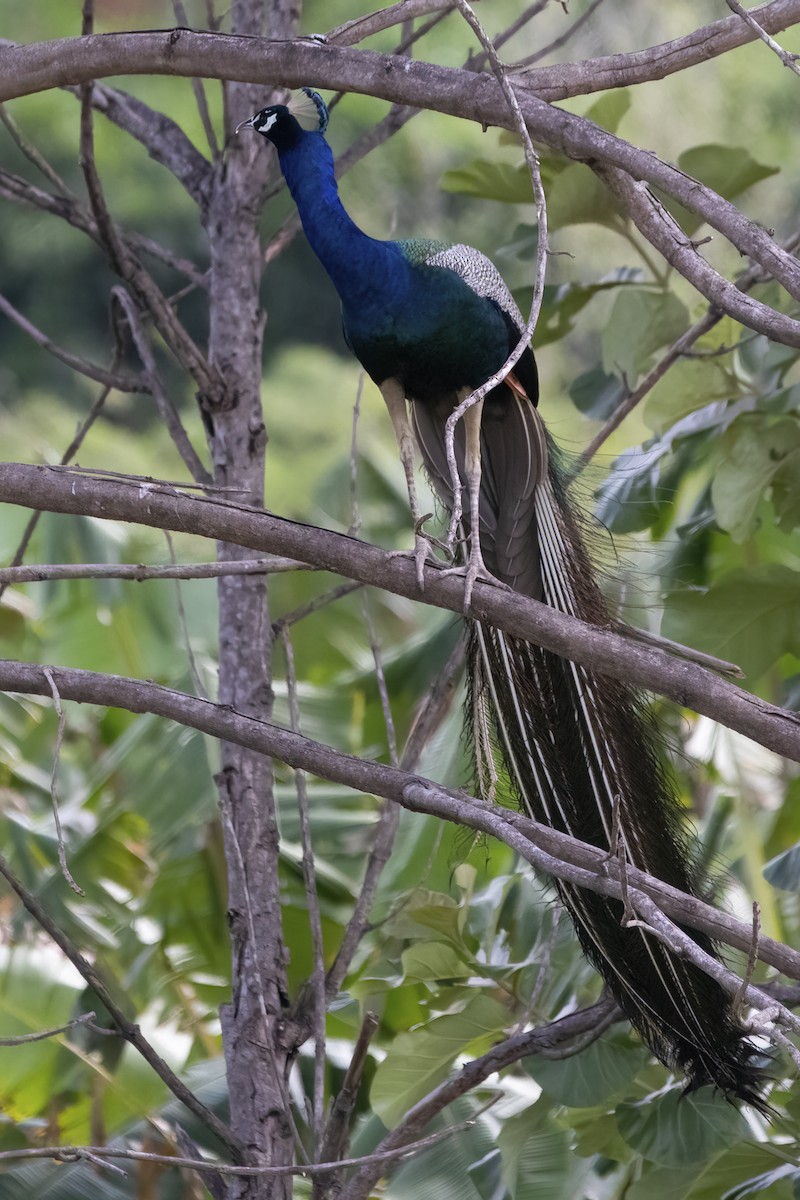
452, 394, 496, 610
380, 378, 443, 587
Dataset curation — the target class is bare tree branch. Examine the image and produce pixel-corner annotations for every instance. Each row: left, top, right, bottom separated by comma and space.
340, 999, 620, 1200
0, 291, 147, 392
0, 100, 74, 194
0, 657, 798, 983
725, 0, 800, 74
111, 287, 212, 484
0, 165, 207, 283
325, 0, 457, 46
0, 558, 309, 584
4, 29, 800, 326
0, 462, 797, 761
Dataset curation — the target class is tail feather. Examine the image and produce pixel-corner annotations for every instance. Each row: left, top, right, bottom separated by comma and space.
469, 448, 765, 1105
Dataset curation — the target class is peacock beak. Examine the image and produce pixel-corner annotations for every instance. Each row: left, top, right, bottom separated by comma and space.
235, 115, 257, 133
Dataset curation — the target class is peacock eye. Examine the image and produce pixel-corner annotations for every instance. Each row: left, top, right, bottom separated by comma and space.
257, 112, 278, 133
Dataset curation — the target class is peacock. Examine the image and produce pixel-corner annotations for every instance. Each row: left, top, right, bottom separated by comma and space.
239, 88, 764, 1106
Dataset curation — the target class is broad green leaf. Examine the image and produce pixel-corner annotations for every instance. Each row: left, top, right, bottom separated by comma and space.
370, 994, 509, 1127
764, 843, 800, 891
617, 1087, 748, 1167
627, 1143, 797, 1200
643, 358, 736, 435
547, 162, 622, 231
569, 366, 627, 421
528, 1033, 646, 1107
568, 1106, 633, 1162
383, 1098, 496, 1200
401, 941, 472, 982
667, 145, 779, 235
770, 448, 800, 533
585, 89, 632, 134
662, 566, 800, 682
602, 289, 689, 382
441, 159, 533, 203
519, 270, 643, 348
497, 1107, 583, 1200
712, 418, 800, 541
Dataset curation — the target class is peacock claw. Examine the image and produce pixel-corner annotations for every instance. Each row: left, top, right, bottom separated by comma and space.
388, 530, 443, 590
439, 546, 511, 613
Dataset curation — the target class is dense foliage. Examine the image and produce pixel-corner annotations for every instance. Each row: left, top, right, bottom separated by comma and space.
0, 2, 799, 1198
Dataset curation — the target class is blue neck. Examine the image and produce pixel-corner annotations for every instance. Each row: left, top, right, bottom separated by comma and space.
277, 132, 408, 306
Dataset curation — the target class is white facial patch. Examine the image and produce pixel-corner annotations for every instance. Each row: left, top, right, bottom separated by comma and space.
258, 112, 278, 133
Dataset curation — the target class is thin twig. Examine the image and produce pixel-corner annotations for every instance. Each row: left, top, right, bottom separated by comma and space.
111, 287, 212, 485
574, 228, 800, 470
316, 1010, 379, 1196
0, 558, 309, 584
41, 668, 82, 895
513, 0, 607, 69
0, 1113, 487, 1177
281, 627, 327, 1150
735, 901, 762, 1016
0, 1011, 97, 1046
0, 292, 146, 392
725, 0, 800, 72
272, 581, 364, 634
0, 365, 119, 604
466, 0, 549, 69
0, 102, 74, 194
339, 1000, 618, 1200
164, 530, 207, 698
172, 0, 221, 157
0, 847, 241, 1157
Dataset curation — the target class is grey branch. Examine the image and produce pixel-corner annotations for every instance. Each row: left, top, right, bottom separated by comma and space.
0, 461, 798, 762
0, 292, 147, 392
0, 168, 206, 284
0, 557, 308, 584
0, 658, 798, 983
3, 28, 800, 328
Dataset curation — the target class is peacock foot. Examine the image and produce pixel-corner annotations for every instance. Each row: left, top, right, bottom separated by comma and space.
388, 516, 450, 590
438, 544, 511, 613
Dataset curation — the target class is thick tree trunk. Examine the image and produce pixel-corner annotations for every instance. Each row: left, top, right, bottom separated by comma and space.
203, 2, 302, 1194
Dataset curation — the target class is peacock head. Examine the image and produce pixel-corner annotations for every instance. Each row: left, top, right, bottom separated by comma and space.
236, 88, 329, 150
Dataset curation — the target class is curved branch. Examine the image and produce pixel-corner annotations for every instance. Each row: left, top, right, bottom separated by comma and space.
516, 0, 800, 92
2, 32, 800, 308
0, 461, 797, 761
0, 657, 797, 982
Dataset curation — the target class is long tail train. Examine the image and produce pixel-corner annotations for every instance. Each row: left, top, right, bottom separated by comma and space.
417, 398, 764, 1106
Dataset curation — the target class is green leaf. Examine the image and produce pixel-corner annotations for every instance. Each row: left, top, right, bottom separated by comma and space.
627, 1143, 797, 1200
662, 565, 800, 682
528, 1033, 646, 1107
661, 145, 779, 235
770, 449, 800, 533
520, 270, 643, 349
441, 159, 533, 203
400, 941, 472, 982
764, 843, 800, 891
617, 1087, 748, 1167
602, 289, 689, 382
712, 417, 800, 541
643, 358, 736, 435
497, 1108, 583, 1200
569, 366, 627, 421
585, 89, 632, 134
547, 162, 623, 231
370, 994, 509, 1127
